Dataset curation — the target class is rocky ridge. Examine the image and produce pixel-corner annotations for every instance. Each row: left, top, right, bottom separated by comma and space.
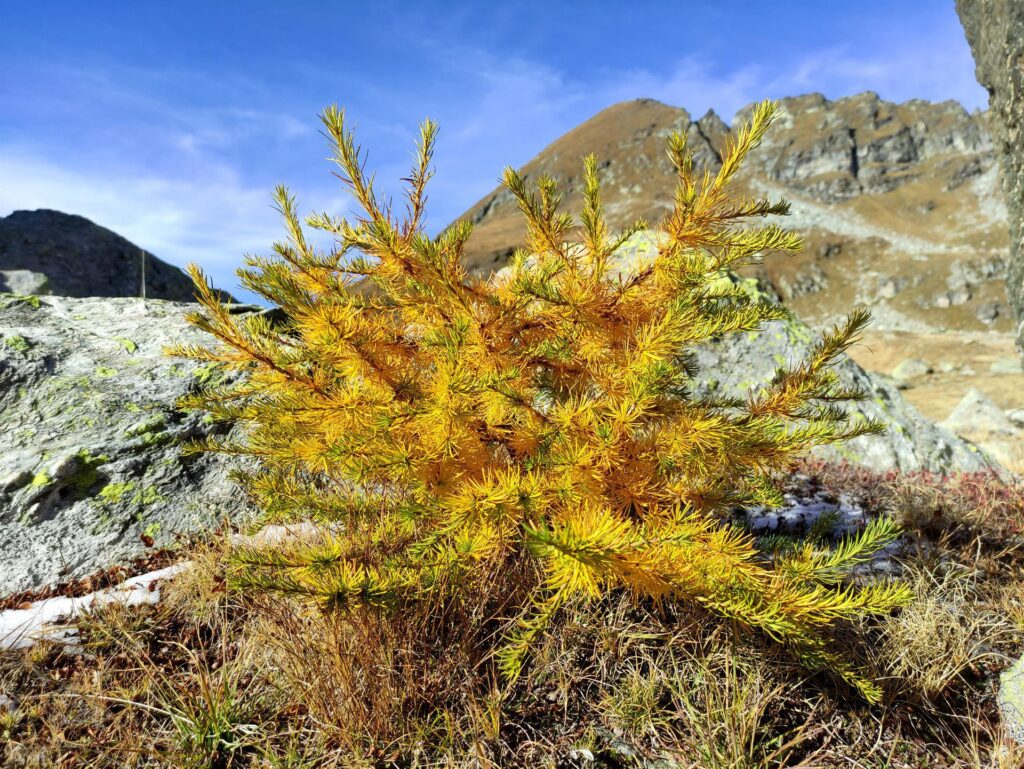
450, 92, 1024, 467
454, 92, 1008, 337
0, 209, 231, 302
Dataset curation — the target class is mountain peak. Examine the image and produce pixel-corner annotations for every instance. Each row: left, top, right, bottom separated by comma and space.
449, 92, 1004, 338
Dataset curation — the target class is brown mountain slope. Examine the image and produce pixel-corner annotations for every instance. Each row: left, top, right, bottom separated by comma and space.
452, 91, 1008, 337
446, 92, 1022, 458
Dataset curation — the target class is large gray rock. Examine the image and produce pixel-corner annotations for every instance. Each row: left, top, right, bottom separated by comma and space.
610, 232, 995, 474
1000, 655, 1024, 743
958, 0, 1024, 357
0, 294, 253, 596
941, 387, 1024, 474
0, 269, 50, 297
693, 318, 992, 474
0, 209, 232, 302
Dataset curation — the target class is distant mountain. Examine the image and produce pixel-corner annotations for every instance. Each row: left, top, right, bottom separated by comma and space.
450, 92, 1009, 336
0, 209, 232, 302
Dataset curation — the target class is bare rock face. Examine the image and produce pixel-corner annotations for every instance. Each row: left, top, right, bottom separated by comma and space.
941, 387, 1023, 472
735, 92, 991, 203
0, 295, 254, 596
957, 0, 1024, 356
0, 210, 231, 302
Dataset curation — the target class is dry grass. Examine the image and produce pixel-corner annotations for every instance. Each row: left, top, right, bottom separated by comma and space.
2, 464, 1024, 768
878, 565, 1018, 701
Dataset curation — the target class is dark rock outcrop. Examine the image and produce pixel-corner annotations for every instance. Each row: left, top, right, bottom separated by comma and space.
957, 0, 1024, 356
0, 209, 231, 302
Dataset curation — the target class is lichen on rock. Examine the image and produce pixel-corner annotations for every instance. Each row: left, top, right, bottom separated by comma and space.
0, 295, 255, 596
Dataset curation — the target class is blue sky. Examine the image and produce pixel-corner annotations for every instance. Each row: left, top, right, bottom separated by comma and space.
1, 1, 985, 303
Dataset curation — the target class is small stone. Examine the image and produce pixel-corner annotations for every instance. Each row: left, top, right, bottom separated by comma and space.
749, 513, 779, 532
991, 357, 1024, 375
935, 294, 952, 308
879, 279, 899, 299
977, 301, 1001, 324
0, 469, 31, 492
891, 358, 932, 383
937, 360, 957, 374
0, 269, 50, 296
949, 287, 972, 305
1007, 409, 1024, 428
1000, 656, 1024, 744
818, 242, 842, 259
0, 693, 17, 713
942, 387, 1017, 436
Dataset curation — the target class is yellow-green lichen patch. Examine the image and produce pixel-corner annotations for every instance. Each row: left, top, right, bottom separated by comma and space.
0, 294, 41, 310
3, 334, 31, 353
115, 337, 137, 354
124, 415, 166, 439
191, 361, 235, 389
98, 481, 137, 504
30, 471, 52, 489
140, 431, 173, 448
94, 366, 118, 378
133, 486, 166, 506
68, 449, 110, 497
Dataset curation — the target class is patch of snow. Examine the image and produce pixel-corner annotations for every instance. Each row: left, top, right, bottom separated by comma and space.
0, 563, 190, 651
0, 522, 328, 652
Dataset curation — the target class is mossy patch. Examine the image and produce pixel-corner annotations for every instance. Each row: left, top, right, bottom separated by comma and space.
94, 366, 118, 378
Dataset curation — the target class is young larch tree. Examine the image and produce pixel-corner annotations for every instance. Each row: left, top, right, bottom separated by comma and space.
169, 100, 910, 701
